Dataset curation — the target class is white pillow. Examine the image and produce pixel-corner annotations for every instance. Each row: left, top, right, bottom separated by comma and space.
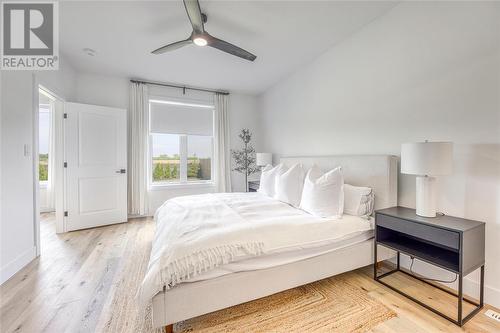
344, 184, 374, 216
258, 164, 286, 197
274, 163, 305, 207
300, 166, 344, 218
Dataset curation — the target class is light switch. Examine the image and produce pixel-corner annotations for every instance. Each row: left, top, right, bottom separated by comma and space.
24, 144, 31, 157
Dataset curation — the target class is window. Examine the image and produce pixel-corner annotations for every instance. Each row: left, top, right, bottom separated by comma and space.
187, 135, 212, 181
149, 98, 214, 185
39, 103, 51, 183
151, 134, 181, 183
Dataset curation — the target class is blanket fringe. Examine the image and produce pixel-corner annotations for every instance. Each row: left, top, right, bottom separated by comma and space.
155, 242, 265, 291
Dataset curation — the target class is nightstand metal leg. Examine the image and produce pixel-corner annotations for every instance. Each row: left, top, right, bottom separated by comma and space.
461, 265, 484, 326
374, 208, 485, 327
480, 265, 484, 307
458, 273, 463, 325
374, 244, 484, 326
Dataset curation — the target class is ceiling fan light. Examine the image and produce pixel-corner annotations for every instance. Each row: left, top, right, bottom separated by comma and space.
193, 37, 207, 47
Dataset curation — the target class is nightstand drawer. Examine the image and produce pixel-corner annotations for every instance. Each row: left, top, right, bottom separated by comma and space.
248, 181, 260, 192
376, 213, 459, 250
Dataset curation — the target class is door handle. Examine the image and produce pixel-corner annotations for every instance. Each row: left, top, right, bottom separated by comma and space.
116, 169, 126, 174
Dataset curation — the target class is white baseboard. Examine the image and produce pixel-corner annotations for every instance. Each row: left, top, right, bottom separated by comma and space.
0, 246, 37, 285
128, 213, 152, 219
390, 255, 500, 309
464, 276, 500, 309
40, 207, 55, 213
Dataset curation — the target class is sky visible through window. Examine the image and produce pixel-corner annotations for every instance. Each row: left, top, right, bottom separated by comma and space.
39, 108, 50, 154
153, 134, 211, 158
188, 135, 212, 159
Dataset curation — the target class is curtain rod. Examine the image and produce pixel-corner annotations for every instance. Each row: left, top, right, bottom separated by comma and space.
130, 79, 230, 96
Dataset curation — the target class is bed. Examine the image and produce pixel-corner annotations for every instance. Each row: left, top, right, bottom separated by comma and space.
143, 155, 398, 329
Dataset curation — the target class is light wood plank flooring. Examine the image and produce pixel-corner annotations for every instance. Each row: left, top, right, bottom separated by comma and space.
1, 213, 499, 333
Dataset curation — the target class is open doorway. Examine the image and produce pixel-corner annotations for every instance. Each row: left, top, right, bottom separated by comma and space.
36, 86, 65, 254
38, 88, 55, 214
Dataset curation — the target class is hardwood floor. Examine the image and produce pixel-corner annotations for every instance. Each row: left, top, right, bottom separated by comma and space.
1, 213, 499, 333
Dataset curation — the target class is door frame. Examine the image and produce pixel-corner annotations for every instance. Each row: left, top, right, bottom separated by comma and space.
33, 80, 67, 256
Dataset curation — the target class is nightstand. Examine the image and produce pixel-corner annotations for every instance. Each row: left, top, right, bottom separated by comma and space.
248, 180, 260, 192
374, 206, 485, 326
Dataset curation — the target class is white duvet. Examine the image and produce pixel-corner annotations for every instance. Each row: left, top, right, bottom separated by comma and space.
138, 192, 373, 304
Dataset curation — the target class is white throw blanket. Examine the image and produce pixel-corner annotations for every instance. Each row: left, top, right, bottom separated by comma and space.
138, 192, 373, 304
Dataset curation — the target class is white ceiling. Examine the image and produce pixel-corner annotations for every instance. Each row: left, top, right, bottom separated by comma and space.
60, 1, 397, 94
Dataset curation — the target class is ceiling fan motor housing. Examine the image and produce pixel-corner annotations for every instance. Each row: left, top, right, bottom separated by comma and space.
152, 0, 257, 61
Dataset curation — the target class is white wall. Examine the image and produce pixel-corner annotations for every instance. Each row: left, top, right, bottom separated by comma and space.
37, 56, 77, 101
75, 73, 129, 109
0, 72, 37, 284
73, 73, 260, 212
258, 2, 500, 307
0, 57, 76, 284
39, 186, 52, 213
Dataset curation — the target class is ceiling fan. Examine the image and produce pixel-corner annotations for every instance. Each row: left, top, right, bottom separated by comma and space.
152, 0, 257, 61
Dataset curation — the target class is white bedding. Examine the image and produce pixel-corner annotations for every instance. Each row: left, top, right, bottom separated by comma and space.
139, 192, 373, 304
184, 228, 373, 282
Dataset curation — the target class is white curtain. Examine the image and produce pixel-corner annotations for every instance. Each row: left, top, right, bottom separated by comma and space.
46, 99, 56, 210
128, 82, 149, 215
214, 93, 232, 192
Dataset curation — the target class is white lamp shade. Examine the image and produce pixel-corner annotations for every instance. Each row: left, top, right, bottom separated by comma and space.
256, 153, 273, 166
401, 142, 453, 176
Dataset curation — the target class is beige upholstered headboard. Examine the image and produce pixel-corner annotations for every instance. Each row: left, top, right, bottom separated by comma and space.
279, 155, 398, 210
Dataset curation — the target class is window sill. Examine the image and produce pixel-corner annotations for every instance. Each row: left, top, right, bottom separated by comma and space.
39, 182, 48, 189
149, 182, 215, 191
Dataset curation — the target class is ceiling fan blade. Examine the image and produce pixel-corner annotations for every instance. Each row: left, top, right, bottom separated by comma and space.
152, 39, 192, 54
207, 35, 256, 61
183, 0, 204, 33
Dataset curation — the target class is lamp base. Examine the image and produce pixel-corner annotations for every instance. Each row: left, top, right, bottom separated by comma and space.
416, 176, 437, 217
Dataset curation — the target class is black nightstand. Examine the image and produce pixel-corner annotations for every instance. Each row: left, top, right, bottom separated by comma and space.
374, 206, 485, 326
248, 180, 260, 192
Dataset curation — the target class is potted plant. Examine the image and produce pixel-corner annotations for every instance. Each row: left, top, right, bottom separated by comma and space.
231, 129, 259, 192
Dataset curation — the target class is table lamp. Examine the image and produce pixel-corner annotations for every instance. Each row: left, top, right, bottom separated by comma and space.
401, 141, 453, 217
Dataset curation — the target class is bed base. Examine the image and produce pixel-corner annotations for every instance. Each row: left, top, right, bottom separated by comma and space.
152, 155, 398, 328
152, 239, 394, 328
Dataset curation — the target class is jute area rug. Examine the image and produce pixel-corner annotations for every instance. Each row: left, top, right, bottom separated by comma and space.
144, 273, 396, 333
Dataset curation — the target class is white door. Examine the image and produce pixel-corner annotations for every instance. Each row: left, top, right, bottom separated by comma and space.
64, 102, 127, 231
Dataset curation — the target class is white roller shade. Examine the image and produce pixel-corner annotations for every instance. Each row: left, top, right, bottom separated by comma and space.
150, 101, 214, 136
